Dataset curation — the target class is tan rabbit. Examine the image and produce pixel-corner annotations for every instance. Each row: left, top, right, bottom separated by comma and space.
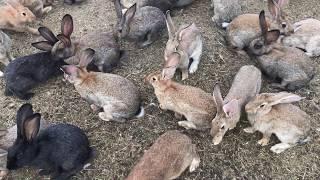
282, 18, 320, 57
0, 0, 38, 34
226, 0, 293, 50
126, 130, 200, 180
146, 72, 216, 130
62, 49, 144, 123
17, 0, 52, 17
211, 65, 261, 145
163, 11, 202, 80
244, 92, 311, 153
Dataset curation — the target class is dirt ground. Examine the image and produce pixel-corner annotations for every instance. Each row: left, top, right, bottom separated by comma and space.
0, 0, 320, 179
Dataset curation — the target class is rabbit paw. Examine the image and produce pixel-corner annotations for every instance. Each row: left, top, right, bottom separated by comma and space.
189, 157, 200, 172
174, 112, 183, 119
244, 127, 255, 133
178, 121, 197, 130
0, 71, 3, 78
189, 63, 198, 74
90, 104, 101, 112
98, 112, 112, 121
181, 71, 189, 80
270, 143, 291, 154
258, 138, 270, 146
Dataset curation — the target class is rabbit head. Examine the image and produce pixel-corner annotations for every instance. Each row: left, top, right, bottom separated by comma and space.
32, 14, 76, 60
114, 0, 137, 39
268, 0, 293, 35
6, 0, 36, 23
61, 48, 95, 85
245, 92, 303, 118
145, 71, 169, 89
210, 84, 240, 145
7, 104, 41, 170
249, 10, 281, 56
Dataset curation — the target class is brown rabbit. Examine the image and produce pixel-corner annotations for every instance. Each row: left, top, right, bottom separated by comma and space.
17, 0, 52, 17
126, 130, 200, 180
226, 0, 293, 50
211, 65, 261, 145
146, 72, 216, 130
245, 92, 311, 153
62, 49, 144, 122
0, 0, 38, 34
163, 11, 202, 80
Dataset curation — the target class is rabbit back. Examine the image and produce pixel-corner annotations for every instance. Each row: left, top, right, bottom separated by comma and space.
212, 0, 242, 26
126, 130, 199, 180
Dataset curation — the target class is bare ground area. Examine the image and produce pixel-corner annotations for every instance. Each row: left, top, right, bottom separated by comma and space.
0, 0, 320, 179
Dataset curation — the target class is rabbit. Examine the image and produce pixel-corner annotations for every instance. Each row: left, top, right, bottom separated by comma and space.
211, 65, 261, 145
282, 18, 320, 57
211, 0, 242, 28
244, 92, 311, 153
65, 30, 125, 73
17, 0, 52, 17
0, 0, 38, 34
145, 72, 216, 130
248, 11, 316, 91
126, 130, 200, 180
4, 14, 75, 100
162, 11, 202, 80
226, 0, 293, 51
114, 0, 166, 48
120, 0, 193, 12
6, 103, 93, 179
42, 0, 54, 6
0, 30, 14, 78
62, 48, 144, 123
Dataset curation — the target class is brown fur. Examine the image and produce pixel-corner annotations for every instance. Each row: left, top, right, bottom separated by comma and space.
126, 130, 200, 180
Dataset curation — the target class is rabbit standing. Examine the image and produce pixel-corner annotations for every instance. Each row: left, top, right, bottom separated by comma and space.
245, 92, 311, 153
4, 14, 75, 100
146, 72, 216, 130
162, 11, 202, 80
6, 103, 92, 179
62, 49, 144, 122
226, 0, 293, 50
114, 0, 166, 48
126, 130, 200, 180
248, 11, 315, 91
211, 0, 242, 28
211, 65, 261, 145
0, 31, 13, 78
282, 18, 320, 57
0, 0, 38, 34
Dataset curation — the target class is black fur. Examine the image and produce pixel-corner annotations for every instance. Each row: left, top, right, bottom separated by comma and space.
7, 103, 92, 180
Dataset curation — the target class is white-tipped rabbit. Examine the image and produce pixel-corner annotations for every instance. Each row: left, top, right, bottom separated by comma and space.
114, 0, 166, 48
146, 72, 216, 130
248, 11, 316, 91
211, 65, 261, 145
211, 0, 242, 28
245, 92, 311, 153
16, 0, 52, 17
282, 18, 320, 57
0, 0, 38, 34
0, 31, 13, 78
62, 49, 144, 122
126, 130, 200, 180
162, 11, 202, 80
226, 0, 293, 50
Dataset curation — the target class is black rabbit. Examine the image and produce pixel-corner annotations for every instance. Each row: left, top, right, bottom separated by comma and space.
7, 103, 93, 180
4, 14, 76, 100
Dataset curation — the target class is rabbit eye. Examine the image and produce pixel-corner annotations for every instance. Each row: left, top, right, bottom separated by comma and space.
254, 43, 263, 49
152, 77, 157, 81
259, 104, 265, 108
220, 125, 225, 130
22, 12, 26, 16
282, 23, 287, 28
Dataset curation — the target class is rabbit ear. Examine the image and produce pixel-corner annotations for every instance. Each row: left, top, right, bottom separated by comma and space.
61, 14, 73, 38
61, 65, 79, 76
38, 27, 58, 44
213, 84, 224, 114
16, 104, 34, 139
57, 34, 71, 47
268, 0, 279, 20
178, 23, 193, 41
114, 0, 123, 19
23, 113, 41, 142
79, 48, 95, 68
223, 99, 239, 117
166, 10, 176, 39
266, 30, 280, 44
259, 10, 268, 40
268, 92, 304, 106
32, 41, 53, 51
123, 3, 137, 27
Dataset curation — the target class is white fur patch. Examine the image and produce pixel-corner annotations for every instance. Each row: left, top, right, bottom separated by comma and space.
0, 71, 3, 77
222, 22, 230, 28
